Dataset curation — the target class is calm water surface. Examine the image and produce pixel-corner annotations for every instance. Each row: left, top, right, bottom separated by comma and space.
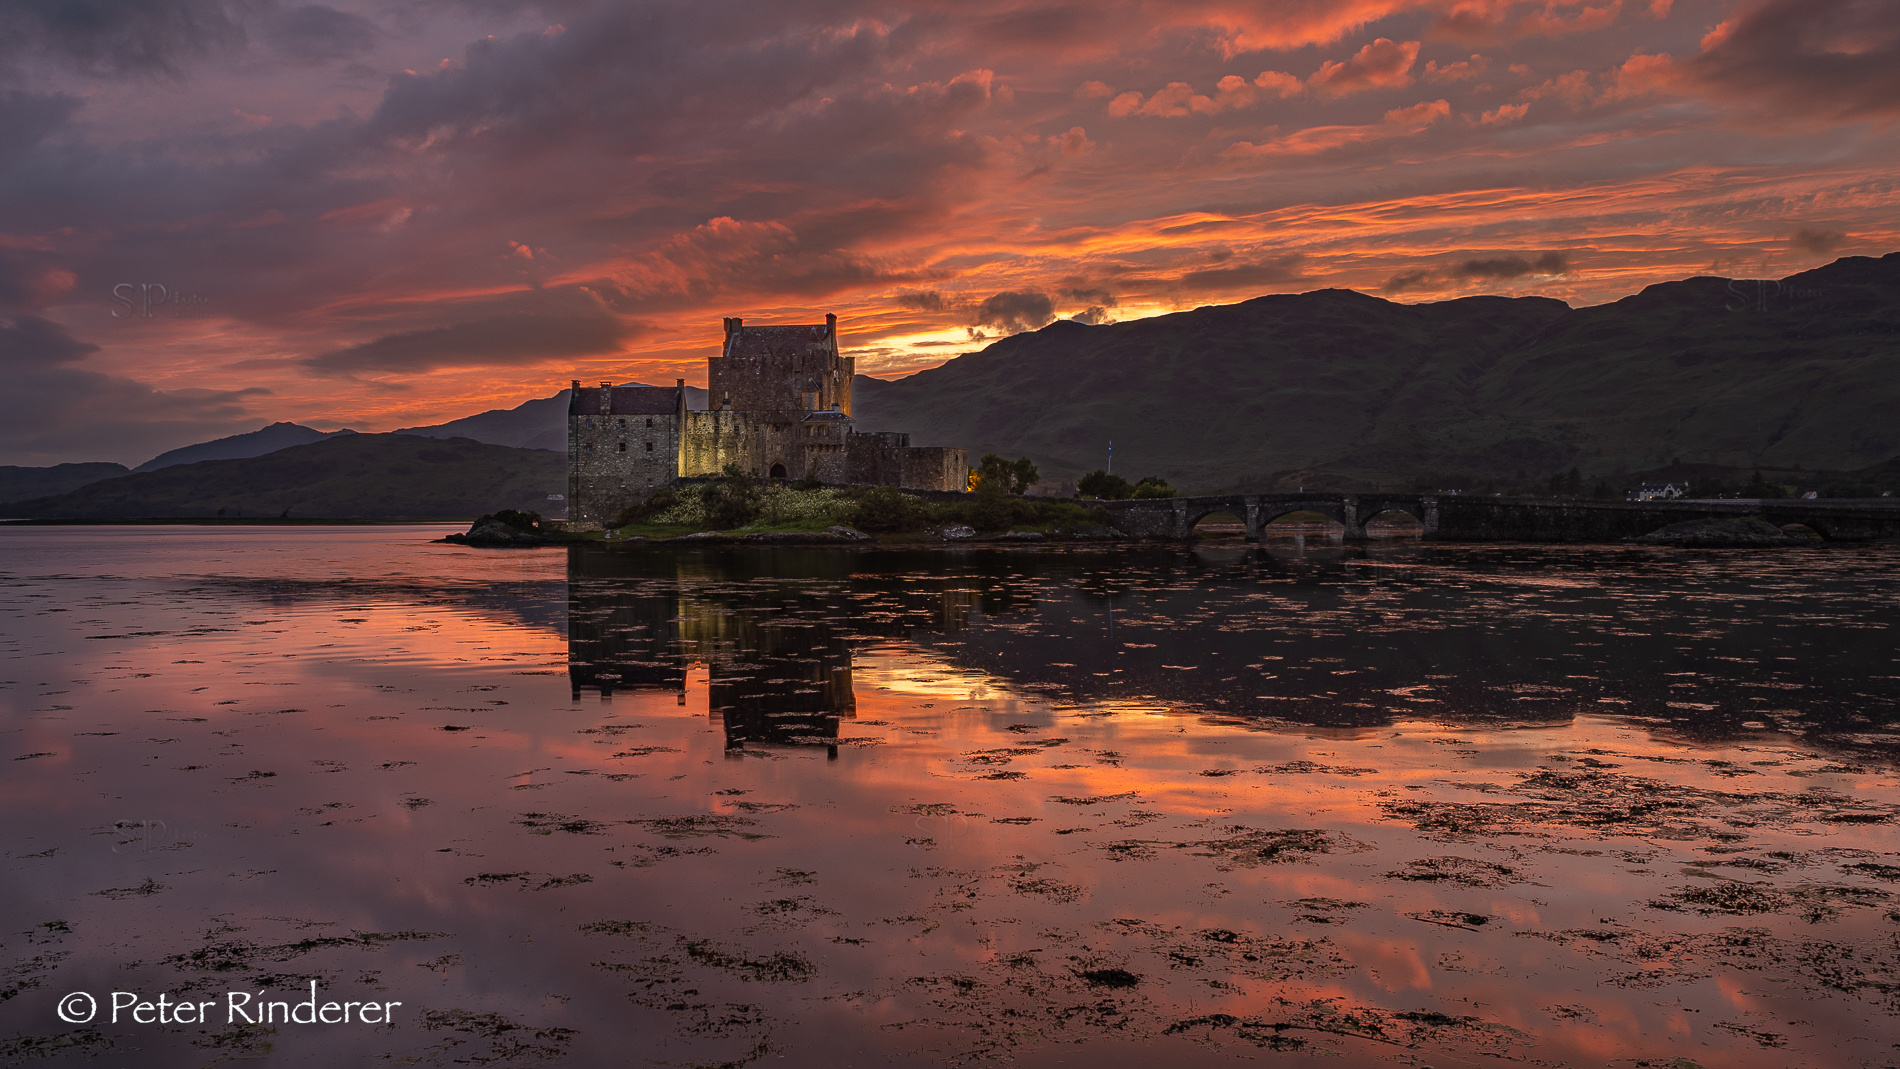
2, 526, 1898, 1068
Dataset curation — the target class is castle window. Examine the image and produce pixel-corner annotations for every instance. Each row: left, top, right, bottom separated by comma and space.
584, 443, 594, 452
645, 441, 653, 452
618, 442, 627, 452
618, 419, 625, 428
645, 418, 653, 427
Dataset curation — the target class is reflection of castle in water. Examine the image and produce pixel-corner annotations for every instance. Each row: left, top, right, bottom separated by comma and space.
565, 547, 972, 754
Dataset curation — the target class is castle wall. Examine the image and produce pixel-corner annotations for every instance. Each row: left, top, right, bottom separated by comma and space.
567, 383, 682, 525
680, 410, 769, 477
902, 447, 968, 492
847, 431, 908, 486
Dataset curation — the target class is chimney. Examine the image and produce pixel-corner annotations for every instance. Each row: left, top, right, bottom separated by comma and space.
598, 382, 612, 414
825, 312, 836, 339
675, 378, 686, 421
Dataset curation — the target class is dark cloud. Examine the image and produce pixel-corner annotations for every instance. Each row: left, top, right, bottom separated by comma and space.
259, 4, 378, 63
1453, 252, 1568, 280
1069, 306, 1113, 325
971, 291, 1055, 333
1790, 227, 1847, 255
0, 314, 97, 366
303, 312, 630, 376
0, 314, 266, 465
895, 289, 949, 312
1380, 269, 1436, 295
1685, 0, 1900, 121
1064, 287, 1117, 307
1383, 253, 1568, 294
1177, 254, 1307, 292
0, 0, 254, 76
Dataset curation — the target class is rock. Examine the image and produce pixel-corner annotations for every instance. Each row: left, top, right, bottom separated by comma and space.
669, 531, 737, 543
1632, 516, 1812, 547
826, 525, 873, 542
939, 525, 976, 541
994, 530, 1047, 542
1061, 525, 1117, 541
444, 517, 559, 547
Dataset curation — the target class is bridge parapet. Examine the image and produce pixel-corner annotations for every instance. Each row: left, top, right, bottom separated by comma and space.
1094, 493, 1900, 543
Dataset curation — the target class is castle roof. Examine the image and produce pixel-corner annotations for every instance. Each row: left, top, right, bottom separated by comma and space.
569, 385, 678, 416
802, 410, 851, 422
721, 317, 836, 361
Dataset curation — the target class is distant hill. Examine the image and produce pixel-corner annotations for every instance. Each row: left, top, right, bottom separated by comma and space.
852, 253, 1900, 493
134, 422, 356, 473
396, 383, 711, 451
1, 434, 565, 519
0, 462, 130, 504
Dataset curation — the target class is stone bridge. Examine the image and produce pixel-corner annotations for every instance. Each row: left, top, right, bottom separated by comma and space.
1095, 493, 1900, 543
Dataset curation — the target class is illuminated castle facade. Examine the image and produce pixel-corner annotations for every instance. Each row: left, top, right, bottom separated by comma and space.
566, 314, 966, 526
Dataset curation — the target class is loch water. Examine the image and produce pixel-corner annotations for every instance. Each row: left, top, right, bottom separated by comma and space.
2, 526, 1898, 1068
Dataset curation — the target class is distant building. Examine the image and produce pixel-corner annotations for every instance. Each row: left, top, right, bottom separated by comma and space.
566, 314, 966, 526
1630, 483, 1686, 502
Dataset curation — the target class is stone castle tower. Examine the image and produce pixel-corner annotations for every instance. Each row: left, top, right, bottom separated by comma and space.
566, 315, 965, 527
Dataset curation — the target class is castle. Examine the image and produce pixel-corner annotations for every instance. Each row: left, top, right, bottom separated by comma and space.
566, 314, 967, 526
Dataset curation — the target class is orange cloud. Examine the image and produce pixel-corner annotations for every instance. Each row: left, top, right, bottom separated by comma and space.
1308, 37, 1422, 96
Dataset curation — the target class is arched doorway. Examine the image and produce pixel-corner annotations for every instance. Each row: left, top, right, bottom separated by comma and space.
769, 463, 787, 479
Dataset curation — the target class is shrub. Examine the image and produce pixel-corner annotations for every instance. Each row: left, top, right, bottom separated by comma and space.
1131, 476, 1176, 499
1077, 470, 1131, 500
489, 509, 542, 531
610, 490, 676, 528
852, 485, 922, 532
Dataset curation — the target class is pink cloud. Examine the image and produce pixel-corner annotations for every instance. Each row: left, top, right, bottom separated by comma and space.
1308, 37, 1422, 96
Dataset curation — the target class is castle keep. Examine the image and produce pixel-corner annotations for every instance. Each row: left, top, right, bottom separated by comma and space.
567, 314, 967, 526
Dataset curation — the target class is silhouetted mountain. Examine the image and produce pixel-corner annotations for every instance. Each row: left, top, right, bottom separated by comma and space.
2, 434, 564, 519
396, 384, 711, 451
0, 462, 130, 504
852, 253, 1900, 493
134, 422, 356, 473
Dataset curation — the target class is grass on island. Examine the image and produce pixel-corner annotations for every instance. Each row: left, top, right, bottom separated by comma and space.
592, 468, 1105, 542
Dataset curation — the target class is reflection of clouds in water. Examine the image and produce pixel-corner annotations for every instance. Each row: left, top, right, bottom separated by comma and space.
5, 531, 1898, 1067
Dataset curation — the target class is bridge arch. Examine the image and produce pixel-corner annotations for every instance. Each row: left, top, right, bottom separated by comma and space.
1358, 507, 1426, 537
1258, 505, 1347, 527
1186, 508, 1247, 536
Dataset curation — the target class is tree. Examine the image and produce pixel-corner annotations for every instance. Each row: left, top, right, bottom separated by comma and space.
1077, 470, 1132, 500
977, 454, 1039, 495
1009, 456, 1039, 494
1131, 476, 1176, 499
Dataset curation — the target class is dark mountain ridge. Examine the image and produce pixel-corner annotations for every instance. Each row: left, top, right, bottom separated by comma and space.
1, 434, 565, 519
852, 253, 1900, 493
134, 421, 356, 472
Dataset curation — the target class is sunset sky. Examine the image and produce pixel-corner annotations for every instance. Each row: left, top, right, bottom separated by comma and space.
2, 0, 1896, 465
